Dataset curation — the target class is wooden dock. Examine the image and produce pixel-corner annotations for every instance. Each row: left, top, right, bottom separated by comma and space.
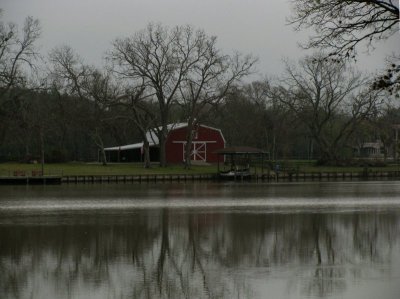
0, 176, 62, 185
62, 170, 400, 184
255, 170, 400, 181
61, 173, 217, 184
0, 170, 399, 185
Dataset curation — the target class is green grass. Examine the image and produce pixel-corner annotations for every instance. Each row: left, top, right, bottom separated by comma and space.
299, 165, 400, 173
0, 162, 218, 176
270, 160, 400, 173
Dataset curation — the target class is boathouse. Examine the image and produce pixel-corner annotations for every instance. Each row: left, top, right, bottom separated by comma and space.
103, 123, 225, 164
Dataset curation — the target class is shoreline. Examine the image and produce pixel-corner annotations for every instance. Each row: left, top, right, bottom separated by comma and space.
1, 169, 400, 185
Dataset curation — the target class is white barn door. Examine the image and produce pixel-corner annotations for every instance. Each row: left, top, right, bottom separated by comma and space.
183, 142, 207, 162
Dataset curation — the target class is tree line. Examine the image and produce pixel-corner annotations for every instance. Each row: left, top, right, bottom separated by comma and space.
0, 2, 398, 167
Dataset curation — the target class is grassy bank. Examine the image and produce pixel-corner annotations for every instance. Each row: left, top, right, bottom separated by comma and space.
0, 162, 218, 176
0, 161, 399, 177
265, 159, 399, 173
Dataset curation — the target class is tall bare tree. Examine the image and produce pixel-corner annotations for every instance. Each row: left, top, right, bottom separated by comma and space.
110, 23, 212, 167
111, 86, 157, 168
0, 13, 41, 98
267, 55, 383, 164
0, 13, 41, 147
244, 81, 296, 160
49, 46, 116, 165
178, 36, 256, 168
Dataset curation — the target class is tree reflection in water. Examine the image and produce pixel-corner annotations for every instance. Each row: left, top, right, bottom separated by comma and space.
0, 210, 399, 299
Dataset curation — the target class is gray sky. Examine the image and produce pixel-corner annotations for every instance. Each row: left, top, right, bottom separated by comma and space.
2, 0, 399, 78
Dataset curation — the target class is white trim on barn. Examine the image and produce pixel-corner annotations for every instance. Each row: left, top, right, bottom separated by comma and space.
172, 141, 217, 144
197, 124, 226, 144
172, 141, 217, 162
145, 123, 190, 145
104, 142, 144, 151
189, 142, 207, 161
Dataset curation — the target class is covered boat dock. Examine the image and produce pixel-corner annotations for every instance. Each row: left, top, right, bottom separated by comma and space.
214, 146, 268, 180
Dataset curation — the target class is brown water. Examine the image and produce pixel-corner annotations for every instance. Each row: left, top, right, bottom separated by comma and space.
0, 181, 399, 299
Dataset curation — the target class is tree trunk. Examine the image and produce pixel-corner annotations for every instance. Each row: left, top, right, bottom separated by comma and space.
272, 132, 276, 161
159, 135, 167, 167
158, 123, 169, 167
318, 147, 340, 165
142, 139, 151, 168
136, 126, 152, 169
0, 124, 6, 148
92, 131, 107, 166
40, 129, 45, 175
184, 121, 195, 169
158, 105, 171, 167
100, 147, 107, 166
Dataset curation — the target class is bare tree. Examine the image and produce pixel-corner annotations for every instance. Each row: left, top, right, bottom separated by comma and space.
112, 86, 157, 168
0, 13, 41, 147
267, 55, 383, 164
0, 13, 41, 98
244, 81, 297, 160
110, 23, 212, 167
289, 1, 399, 97
49, 46, 116, 165
289, 0, 399, 58
178, 35, 256, 168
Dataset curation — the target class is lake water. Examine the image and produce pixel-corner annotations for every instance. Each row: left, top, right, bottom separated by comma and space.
0, 181, 400, 299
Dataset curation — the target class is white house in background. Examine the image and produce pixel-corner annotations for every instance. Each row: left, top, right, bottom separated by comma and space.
354, 140, 385, 158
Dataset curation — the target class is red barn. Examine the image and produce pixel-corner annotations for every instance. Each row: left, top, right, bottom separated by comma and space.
104, 123, 225, 164
165, 123, 225, 163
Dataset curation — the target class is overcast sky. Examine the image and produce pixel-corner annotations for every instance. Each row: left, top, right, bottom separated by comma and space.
2, 0, 399, 78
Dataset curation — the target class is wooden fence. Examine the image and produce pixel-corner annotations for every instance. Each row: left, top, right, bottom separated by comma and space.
257, 170, 400, 181
1, 170, 399, 185
62, 173, 217, 183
